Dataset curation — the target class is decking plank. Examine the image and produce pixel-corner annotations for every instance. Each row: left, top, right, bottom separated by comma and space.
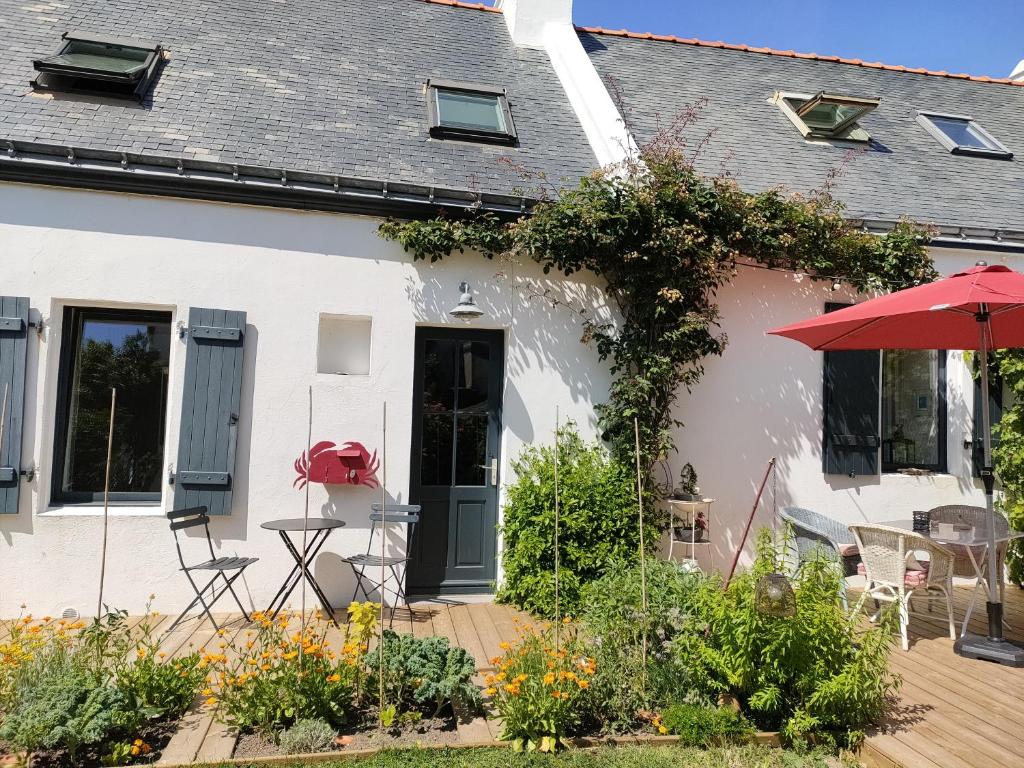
447, 604, 487, 667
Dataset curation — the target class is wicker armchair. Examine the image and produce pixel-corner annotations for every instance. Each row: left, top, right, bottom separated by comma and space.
928, 505, 1009, 635
850, 523, 956, 651
778, 507, 860, 609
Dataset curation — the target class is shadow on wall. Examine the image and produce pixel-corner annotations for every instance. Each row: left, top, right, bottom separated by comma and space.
405, 258, 614, 447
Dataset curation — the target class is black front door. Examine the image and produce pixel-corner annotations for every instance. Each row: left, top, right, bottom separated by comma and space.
408, 327, 503, 595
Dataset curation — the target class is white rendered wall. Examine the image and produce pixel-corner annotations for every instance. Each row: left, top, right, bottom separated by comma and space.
0, 182, 613, 618
669, 249, 1013, 572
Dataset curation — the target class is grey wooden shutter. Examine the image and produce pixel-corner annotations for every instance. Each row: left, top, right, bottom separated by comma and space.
174, 308, 246, 515
0, 297, 29, 514
822, 302, 880, 476
972, 365, 1003, 477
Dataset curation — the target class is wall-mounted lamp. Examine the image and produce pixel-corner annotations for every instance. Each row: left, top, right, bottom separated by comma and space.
449, 281, 484, 321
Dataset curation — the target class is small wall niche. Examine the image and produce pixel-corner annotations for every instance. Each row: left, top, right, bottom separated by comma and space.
317, 315, 371, 375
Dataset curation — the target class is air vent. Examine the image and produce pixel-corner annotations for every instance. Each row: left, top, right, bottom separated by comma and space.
60, 607, 80, 620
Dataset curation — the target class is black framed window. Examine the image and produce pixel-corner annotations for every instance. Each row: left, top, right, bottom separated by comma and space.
881, 350, 947, 473
427, 79, 517, 145
52, 307, 171, 504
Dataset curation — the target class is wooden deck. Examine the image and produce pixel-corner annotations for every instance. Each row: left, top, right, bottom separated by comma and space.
860, 584, 1024, 768
6, 589, 1024, 767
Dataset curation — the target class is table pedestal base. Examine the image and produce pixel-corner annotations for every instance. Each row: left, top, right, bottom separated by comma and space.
955, 602, 1024, 667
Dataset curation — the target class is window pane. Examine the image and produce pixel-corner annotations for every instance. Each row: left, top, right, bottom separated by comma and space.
928, 116, 996, 150
455, 413, 487, 486
422, 340, 456, 413
882, 350, 941, 469
436, 89, 505, 133
61, 311, 171, 496
52, 41, 150, 75
801, 103, 863, 131
456, 341, 489, 412
420, 413, 454, 486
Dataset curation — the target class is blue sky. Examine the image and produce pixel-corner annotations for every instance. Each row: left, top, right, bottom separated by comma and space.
562, 1, 1021, 80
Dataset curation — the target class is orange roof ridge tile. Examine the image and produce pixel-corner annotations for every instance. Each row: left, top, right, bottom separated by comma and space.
419, 0, 501, 13
575, 25, 1024, 87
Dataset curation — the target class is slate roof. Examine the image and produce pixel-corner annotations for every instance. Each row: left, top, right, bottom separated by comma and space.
581, 29, 1024, 234
0, 0, 596, 197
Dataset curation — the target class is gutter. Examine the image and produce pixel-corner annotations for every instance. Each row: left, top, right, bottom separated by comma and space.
0, 139, 531, 220
2, 139, 1023, 256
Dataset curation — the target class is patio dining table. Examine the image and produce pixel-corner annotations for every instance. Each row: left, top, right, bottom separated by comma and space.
880, 518, 1024, 635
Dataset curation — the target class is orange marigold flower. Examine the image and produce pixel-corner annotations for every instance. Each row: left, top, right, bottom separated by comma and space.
551, 690, 563, 699
326, 673, 341, 683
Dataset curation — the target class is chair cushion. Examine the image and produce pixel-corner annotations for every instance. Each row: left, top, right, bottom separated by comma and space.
857, 561, 929, 587
837, 543, 859, 557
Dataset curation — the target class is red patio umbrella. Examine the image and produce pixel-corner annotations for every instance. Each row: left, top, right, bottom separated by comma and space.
768, 261, 1024, 666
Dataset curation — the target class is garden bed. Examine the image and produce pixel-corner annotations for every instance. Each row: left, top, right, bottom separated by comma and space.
2, 718, 176, 768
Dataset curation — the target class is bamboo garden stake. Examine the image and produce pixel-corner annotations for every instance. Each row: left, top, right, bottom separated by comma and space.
379, 400, 388, 722
633, 418, 648, 687
300, 386, 313, 662
97, 388, 117, 619
0, 384, 8, 476
553, 406, 561, 650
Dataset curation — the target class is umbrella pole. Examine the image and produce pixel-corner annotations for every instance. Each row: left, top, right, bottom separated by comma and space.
955, 308, 1024, 666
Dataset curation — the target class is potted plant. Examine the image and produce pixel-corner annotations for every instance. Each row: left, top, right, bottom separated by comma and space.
671, 463, 701, 502
674, 508, 707, 543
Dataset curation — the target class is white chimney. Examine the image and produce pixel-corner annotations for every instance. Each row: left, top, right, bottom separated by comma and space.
496, 0, 573, 48
1011, 59, 1024, 82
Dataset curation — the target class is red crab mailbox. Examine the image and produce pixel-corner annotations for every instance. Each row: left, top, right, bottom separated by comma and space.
293, 441, 380, 489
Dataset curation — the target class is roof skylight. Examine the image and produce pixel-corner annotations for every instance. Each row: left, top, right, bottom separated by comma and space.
774, 91, 879, 142
32, 31, 162, 101
916, 112, 1013, 160
427, 79, 517, 145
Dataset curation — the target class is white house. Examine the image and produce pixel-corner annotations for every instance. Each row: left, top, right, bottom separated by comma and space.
2, 0, 1023, 617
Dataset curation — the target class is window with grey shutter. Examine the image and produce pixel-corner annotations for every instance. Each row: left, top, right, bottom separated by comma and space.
0, 297, 29, 514
822, 302, 880, 477
972, 362, 1003, 478
174, 308, 246, 515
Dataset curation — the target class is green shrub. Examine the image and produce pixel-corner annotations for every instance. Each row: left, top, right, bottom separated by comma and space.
497, 424, 658, 618
0, 661, 139, 760
660, 704, 751, 747
367, 632, 480, 718
704, 529, 899, 749
279, 718, 337, 754
579, 559, 722, 732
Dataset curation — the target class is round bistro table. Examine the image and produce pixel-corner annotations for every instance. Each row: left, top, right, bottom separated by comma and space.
261, 517, 346, 624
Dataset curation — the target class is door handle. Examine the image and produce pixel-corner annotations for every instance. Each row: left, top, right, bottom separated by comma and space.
479, 457, 498, 487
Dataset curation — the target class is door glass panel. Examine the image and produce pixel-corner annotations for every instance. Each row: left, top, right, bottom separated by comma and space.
420, 414, 453, 486
457, 342, 490, 412
455, 413, 487, 486
422, 340, 456, 413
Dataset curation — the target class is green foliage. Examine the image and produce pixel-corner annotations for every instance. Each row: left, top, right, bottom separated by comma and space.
0, 660, 139, 760
703, 530, 899, 749
485, 623, 594, 753
366, 631, 480, 718
496, 424, 656, 618
278, 744, 849, 767
379, 141, 935, 483
993, 350, 1024, 584
660, 703, 752, 747
578, 559, 720, 731
279, 718, 337, 754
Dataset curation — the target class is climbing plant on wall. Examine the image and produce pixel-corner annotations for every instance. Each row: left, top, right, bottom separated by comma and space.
379, 138, 936, 490
994, 350, 1024, 584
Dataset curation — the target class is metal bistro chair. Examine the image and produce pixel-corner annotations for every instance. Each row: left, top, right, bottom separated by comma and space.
928, 504, 1010, 635
343, 503, 420, 626
778, 506, 861, 608
850, 523, 956, 651
165, 506, 258, 633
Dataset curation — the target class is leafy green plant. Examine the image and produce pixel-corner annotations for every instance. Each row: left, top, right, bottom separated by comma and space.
578, 558, 722, 732
497, 424, 657, 618
993, 350, 1024, 584
484, 622, 594, 753
367, 631, 480, 718
380, 129, 935, 485
704, 529, 899, 749
207, 610, 362, 734
659, 703, 752, 747
279, 718, 337, 754
0, 660, 139, 760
